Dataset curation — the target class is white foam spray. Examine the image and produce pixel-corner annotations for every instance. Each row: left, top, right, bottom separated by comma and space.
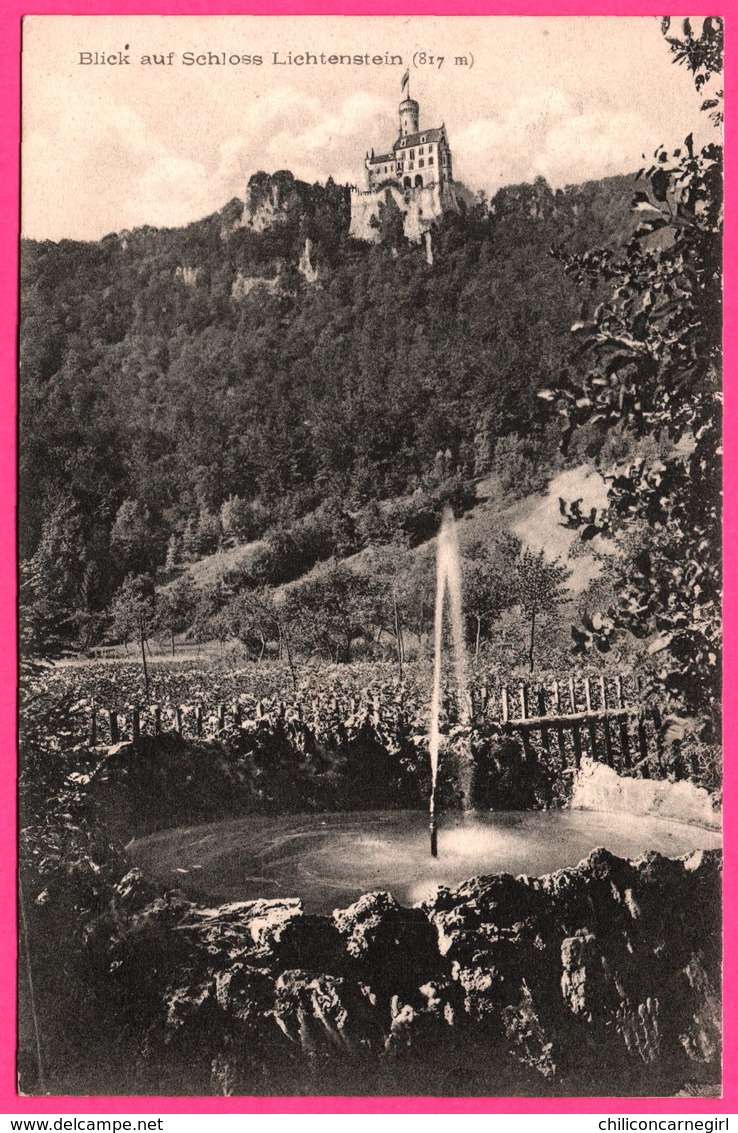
429, 508, 470, 855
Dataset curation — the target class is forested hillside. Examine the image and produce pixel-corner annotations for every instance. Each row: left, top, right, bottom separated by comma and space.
20, 171, 637, 619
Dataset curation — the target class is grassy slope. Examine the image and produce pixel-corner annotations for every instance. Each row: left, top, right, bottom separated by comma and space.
171, 462, 608, 597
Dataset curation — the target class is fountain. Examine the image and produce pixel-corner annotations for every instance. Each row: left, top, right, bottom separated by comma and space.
126, 517, 722, 915
428, 508, 470, 856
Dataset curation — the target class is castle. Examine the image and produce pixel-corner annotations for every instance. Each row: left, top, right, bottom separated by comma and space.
349, 84, 461, 243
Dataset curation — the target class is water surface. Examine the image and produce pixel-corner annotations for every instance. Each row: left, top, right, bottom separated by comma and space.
128, 809, 722, 914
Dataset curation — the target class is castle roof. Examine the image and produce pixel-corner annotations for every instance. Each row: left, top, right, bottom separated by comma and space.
367, 152, 394, 165
393, 125, 446, 151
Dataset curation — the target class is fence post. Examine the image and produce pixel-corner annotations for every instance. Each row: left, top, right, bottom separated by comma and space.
174, 706, 182, 734
501, 686, 509, 724
602, 714, 614, 768
90, 704, 97, 746
619, 715, 632, 769
637, 713, 650, 773
614, 674, 631, 767
132, 706, 140, 742
537, 687, 551, 758
553, 680, 567, 765
567, 679, 582, 767
217, 705, 226, 732
651, 705, 663, 769
571, 721, 583, 768
109, 710, 119, 745
195, 706, 203, 738
233, 704, 242, 728
580, 678, 598, 761
153, 705, 161, 735
519, 685, 528, 720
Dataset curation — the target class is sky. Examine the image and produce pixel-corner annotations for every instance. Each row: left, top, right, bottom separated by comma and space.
21, 15, 718, 242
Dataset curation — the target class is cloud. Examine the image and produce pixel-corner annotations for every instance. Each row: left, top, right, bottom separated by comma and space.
534, 109, 649, 186
22, 56, 709, 240
263, 90, 388, 190
21, 15, 714, 241
126, 155, 214, 229
454, 88, 652, 194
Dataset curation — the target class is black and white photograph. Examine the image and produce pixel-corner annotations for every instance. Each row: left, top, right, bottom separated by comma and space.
18, 14, 723, 1098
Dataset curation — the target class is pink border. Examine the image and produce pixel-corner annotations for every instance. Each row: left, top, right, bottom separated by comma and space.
5, 0, 736, 1114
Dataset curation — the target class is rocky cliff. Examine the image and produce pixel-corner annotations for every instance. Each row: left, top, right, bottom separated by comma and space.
349, 179, 472, 244
240, 170, 350, 238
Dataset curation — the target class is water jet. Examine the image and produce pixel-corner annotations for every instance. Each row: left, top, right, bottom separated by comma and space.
429, 809, 438, 857
428, 508, 470, 855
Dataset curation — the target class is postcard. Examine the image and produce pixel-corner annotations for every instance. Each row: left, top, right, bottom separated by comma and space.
17, 12, 724, 1104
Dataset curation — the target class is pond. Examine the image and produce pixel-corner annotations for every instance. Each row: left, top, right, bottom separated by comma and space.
128, 808, 722, 914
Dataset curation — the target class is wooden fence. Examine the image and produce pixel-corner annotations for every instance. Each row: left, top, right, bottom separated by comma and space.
89, 672, 675, 776
491, 675, 667, 776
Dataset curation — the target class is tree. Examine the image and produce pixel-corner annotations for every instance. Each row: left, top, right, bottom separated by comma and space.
226, 587, 281, 661
186, 584, 228, 653
181, 508, 221, 561
513, 549, 571, 673
110, 499, 156, 575
219, 495, 270, 545
462, 536, 520, 660
20, 496, 89, 661
542, 17, 722, 728
155, 575, 198, 656
280, 562, 375, 663
108, 573, 155, 649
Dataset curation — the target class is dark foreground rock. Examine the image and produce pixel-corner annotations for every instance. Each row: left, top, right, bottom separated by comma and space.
39, 845, 719, 1096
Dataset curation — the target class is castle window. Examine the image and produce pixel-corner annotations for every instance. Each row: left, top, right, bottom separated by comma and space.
403, 176, 411, 188
428, 156, 434, 165
419, 159, 424, 168
421, 135, 426, 143
419, 147, 424, 155
415, 174, 423, 188
409, 162, 414, 170
410, 149, 415, 159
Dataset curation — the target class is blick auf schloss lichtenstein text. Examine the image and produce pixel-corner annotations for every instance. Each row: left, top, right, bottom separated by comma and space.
77, 47, 475, 70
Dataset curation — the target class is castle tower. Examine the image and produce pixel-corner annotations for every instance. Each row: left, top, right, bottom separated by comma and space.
351, 83, 460, 241
399, 96, 420, 138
